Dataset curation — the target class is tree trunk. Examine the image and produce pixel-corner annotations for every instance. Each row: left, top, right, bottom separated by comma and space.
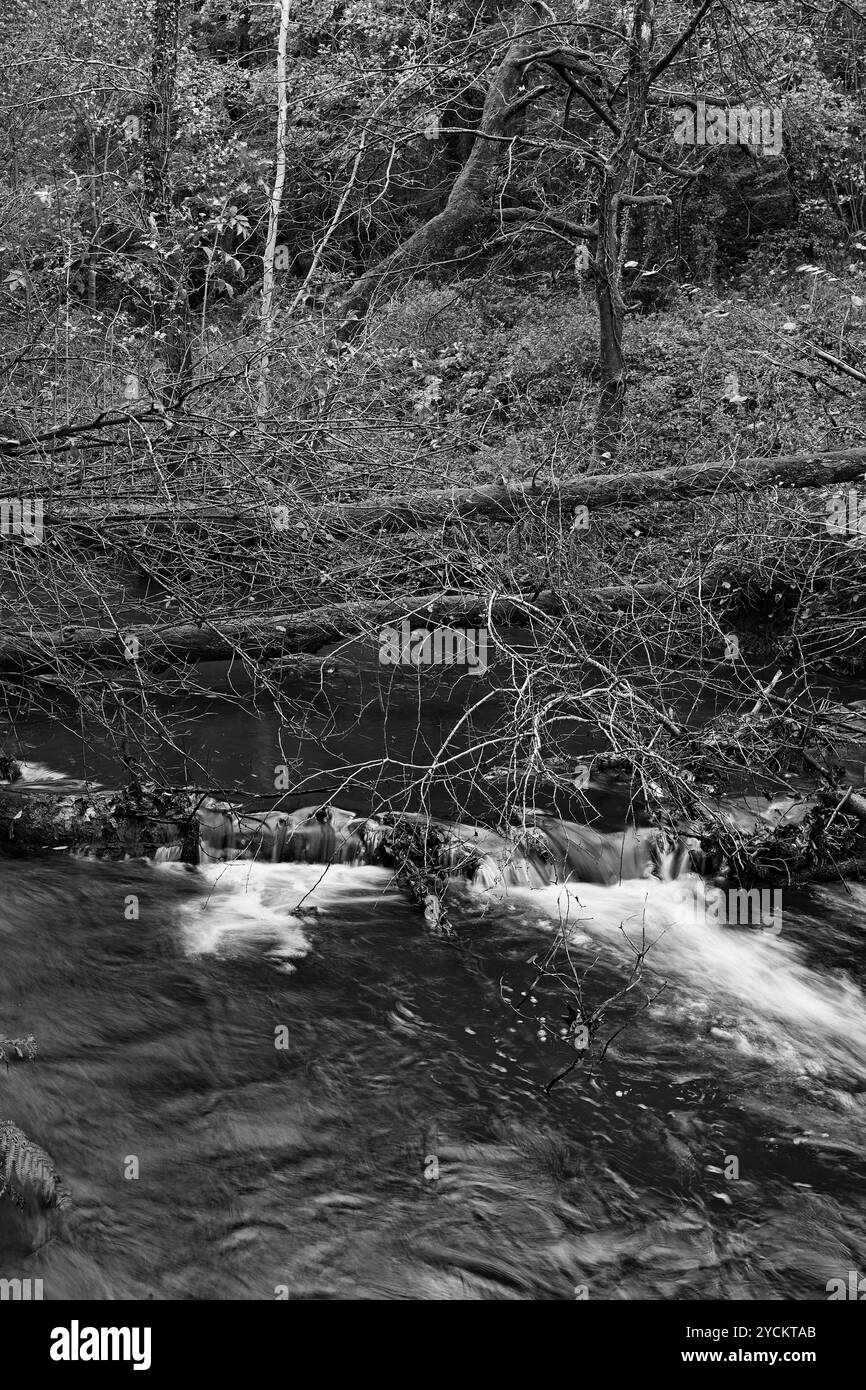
339, 5, 542, 330
592, 0, 655, 461
257, 0, 292, 421
0, 592, 565, 674
0, 790, 472, 872
40, 445, 866, 534
593, 170, 628, 461
0, 785, 200, 858
142, 0, 191, 424
2, 786, 864, 892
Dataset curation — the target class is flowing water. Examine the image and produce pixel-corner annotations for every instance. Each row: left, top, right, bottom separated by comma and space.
1, 660, 865, 1300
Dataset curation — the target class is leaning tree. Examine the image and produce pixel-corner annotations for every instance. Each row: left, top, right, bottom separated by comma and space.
337, 0, 800, 458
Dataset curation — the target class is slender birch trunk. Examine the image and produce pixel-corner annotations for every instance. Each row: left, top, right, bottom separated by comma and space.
592, 0, 654, 463
142, 0, 190, 416
258, 0, 292, 422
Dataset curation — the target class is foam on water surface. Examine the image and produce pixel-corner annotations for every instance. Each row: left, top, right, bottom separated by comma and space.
490, 872, 866, 1078
167, 860, 401, 969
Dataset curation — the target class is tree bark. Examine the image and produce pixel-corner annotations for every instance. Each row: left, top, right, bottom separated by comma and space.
2, 786, 864, 892
592, 0, 655, 461
39, 445, 866, 533
142, 0, 191, 420
0, 790, 477, 872
257, 0, 292, 421
0, 785, 200, 858
339, 4, 543, 329
0, 592, 565, 674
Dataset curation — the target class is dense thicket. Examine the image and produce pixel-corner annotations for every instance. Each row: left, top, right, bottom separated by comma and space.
1, 0, 865, 878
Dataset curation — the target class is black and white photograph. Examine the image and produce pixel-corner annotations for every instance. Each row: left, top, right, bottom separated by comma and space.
1, 0, 865, 1340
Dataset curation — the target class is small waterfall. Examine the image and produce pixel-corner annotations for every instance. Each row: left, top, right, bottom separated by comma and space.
521, 815, 657, 886
196, 802, 375, 866
178, 813, 866, 1083
153, 844, 183, 864
195, 802, 669, 890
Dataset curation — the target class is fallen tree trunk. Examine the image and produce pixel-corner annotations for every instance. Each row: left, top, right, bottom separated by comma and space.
313, 444, 866, 529
2, 783, 864, 890
0, 586, 674, 674
0, 785, 201, 857
802, 750, 866, 825
38, 444, 866, 535
0, 789, 502, 881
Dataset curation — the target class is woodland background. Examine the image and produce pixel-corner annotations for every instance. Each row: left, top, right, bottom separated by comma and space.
1, 0, 866, 878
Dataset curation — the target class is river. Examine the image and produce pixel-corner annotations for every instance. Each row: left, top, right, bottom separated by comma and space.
1, 651, 865, 1300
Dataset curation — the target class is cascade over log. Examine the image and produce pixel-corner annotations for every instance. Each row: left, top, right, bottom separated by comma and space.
2, 779, 864, 888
